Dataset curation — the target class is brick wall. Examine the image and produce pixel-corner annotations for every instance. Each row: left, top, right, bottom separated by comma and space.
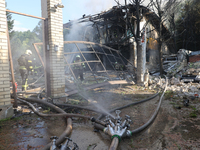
0, 0, 11, 106
189, 55, 200, 63
47, 0, 65, 97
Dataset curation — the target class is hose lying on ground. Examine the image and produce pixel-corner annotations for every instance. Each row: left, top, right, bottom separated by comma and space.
106, 77, 168, 150
17, 97, 73, 150
130, 77, 168, 134
97, 91, 160, 120
95, 77, 168, 135
54, 89, 160, 121
18, 98, 90, 119
41, 118, 72, 150
109, 137, 119, 150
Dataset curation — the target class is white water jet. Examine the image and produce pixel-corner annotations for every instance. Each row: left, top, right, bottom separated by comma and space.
79, 93, 115, 119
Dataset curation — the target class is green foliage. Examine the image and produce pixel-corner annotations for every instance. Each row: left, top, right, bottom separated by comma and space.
176, 0, 200, 51
169, 102, 176, 105
6, 11, 14, 34
190, 112, 197, 118
164, 90, 174, 99
0, 116, 22, 123
189, 106, 198, 118
87, 143, 97, 150
0, 117, 11, 122
43, 107, 51, 113
32, 20, 43, 41
6, 4, 14, 34
175, 142, 181, 150
10, 30, 42, 70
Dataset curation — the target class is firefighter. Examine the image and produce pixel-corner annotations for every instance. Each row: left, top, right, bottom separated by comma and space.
114, 62, 124, 71
33, 58, 42, 75
18, 50, 34, 91
72, 55, 85, 81
114, 62, 126, 79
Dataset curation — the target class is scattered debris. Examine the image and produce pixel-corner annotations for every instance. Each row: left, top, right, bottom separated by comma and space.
147, 49, 200, 101
175, 106, 181, 109
183, 99, 189, 107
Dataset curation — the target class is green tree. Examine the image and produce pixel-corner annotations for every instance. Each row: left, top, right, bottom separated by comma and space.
6, 2, 14, 34
176, 0, 200, 51
6, 11, 14, 33
32, 20, 43, 41
10, 30, 42, 69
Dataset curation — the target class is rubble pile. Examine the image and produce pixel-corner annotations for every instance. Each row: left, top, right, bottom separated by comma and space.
147, 49, 199, 97
165, 49, 188, 77
165, 49, 200, 79
149, 75, 200, 98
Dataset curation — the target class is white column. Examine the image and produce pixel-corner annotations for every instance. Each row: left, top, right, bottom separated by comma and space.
41, 0, 65, 97
0, 0, 13, 119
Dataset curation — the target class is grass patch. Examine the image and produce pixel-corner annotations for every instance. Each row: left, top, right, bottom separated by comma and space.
190, 112, 197, 118
0, 116, 22, 123
128, 139, 135, 148
87, 143, 97, 150
42, 107, 51, 113
175, 142, 181, 150
0, 117, 12, 122
189, 107, 198, 118
164, 90, 174, 99
169, 102, 176, 105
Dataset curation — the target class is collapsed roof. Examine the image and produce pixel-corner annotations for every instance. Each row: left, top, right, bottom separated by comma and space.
63, 4, 172, 52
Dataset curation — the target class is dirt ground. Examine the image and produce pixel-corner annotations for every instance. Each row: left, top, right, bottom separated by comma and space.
1, 84, 200, 150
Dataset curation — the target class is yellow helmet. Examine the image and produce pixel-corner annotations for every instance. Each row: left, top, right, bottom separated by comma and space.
76, 55, 81, 58
25, 50, 32, 55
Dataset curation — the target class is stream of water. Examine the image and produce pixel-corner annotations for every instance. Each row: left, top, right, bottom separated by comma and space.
79, 92, 116, 119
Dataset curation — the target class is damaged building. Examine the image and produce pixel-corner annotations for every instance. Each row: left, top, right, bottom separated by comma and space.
63, 4, 172, 73
1, 0, 200, 149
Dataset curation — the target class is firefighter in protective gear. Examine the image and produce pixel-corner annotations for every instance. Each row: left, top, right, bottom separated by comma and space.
33, 58, 42, 75
72, 55, 85, 81
114, 62, 124, 71
18, 50, 34, 91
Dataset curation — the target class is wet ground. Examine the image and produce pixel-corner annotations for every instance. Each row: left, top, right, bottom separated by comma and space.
2, 84, 200, 150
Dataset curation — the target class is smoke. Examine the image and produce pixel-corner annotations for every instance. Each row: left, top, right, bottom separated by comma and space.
65, 21, 84, 41
63, 0, 128, 72
84, 0, 125, 14
64, 0, 130, 43
64, 21, 94, 72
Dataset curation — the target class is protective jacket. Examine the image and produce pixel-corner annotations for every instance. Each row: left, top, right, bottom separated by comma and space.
72, 58, 85, 81
73, 59, 85, 70
18, 54, 33, 72
114, 62, 124, 71
18, 54, 33, 91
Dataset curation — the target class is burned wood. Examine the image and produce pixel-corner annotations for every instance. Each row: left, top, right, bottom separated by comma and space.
33, 43, 45, 68
75, 43, 99, 83
6, 18, 17, 108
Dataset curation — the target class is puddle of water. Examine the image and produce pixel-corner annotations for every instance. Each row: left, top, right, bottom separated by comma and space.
70, 124, 111, 150
0, 115, 67, 149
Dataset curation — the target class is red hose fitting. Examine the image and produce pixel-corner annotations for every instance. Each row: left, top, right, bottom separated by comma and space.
15, 82, 18, 93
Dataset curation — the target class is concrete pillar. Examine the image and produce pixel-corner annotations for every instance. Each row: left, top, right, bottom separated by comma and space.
133, 41, 137, 68
141, 28, 146, 80
137, 28, 146, 85
0, 0, 13, 119
41, 0, 65, 97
